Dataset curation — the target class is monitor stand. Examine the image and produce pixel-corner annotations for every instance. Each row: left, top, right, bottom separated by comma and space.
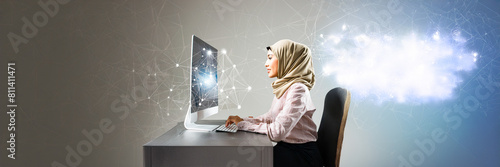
184, 106, 219, 131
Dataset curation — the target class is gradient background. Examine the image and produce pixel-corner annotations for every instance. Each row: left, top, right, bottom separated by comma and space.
1, 0, 499, 166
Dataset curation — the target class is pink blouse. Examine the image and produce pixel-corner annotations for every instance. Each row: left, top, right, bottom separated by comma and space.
237, 83, 318, 143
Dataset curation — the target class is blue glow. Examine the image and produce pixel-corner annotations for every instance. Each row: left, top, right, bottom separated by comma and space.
204, 74, 215, 86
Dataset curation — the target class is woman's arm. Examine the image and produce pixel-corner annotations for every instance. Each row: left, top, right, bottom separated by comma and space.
242, 104, 274, 124
237, 84, 310, 141
225, 98, 275, 126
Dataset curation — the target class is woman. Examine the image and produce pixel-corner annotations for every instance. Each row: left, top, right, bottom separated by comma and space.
225, 39, 322, 167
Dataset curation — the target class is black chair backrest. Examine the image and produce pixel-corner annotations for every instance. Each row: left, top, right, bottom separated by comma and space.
317, 88, 351, 167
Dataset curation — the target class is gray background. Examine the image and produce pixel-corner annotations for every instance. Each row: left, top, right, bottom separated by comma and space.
1, 0, 499, 166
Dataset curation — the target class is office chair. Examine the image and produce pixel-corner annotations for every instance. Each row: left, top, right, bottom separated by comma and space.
317, 88, 351, 167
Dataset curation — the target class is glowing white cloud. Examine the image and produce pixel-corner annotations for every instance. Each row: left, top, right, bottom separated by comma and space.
320, 30, 477, 103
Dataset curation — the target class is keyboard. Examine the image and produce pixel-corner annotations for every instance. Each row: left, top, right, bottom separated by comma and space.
214, 124, 238, 133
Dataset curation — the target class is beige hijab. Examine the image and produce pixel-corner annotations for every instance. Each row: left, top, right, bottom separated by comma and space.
268, 39, 315, 99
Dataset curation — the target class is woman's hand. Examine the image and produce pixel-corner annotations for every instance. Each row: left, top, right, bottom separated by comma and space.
225, 115, 243, 127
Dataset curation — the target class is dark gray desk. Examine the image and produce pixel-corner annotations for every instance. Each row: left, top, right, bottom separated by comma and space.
143, 121, 273, 167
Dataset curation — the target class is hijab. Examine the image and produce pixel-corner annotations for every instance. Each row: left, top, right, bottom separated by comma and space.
267, 39, 315, 99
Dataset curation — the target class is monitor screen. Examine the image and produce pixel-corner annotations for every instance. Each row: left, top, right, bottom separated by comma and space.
191, 35, 218, 114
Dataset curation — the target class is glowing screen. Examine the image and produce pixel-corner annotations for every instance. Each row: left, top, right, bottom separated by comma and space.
191, 36, 218, 113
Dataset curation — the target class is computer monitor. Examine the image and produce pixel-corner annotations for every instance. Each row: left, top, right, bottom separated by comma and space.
184, 35, 220, 131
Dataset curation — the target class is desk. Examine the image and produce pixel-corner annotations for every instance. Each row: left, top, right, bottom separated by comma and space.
143, 121, 273, 167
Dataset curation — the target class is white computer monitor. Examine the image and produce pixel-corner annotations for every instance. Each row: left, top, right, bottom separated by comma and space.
184, 35, 220, 131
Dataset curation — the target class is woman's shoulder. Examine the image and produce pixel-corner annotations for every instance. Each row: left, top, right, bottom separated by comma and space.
285, 82, 310, 96
289, 82, 308, 91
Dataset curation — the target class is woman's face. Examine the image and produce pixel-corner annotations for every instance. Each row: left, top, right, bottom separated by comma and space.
265, 50, 279, 78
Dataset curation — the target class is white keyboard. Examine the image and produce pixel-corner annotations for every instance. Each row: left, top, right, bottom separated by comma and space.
214, 124, 238, 133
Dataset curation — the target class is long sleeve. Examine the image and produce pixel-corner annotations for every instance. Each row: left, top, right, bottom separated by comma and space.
240, 100, 276, 124
237, 83, 317, 143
